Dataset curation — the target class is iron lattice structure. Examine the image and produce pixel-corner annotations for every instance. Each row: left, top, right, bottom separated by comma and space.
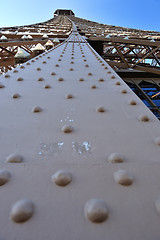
1, 14, 160, 75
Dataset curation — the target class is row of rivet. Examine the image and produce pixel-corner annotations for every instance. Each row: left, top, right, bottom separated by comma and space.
1, 165, 160, 223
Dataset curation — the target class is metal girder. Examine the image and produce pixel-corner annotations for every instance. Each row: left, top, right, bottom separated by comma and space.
0, 16, 159, 240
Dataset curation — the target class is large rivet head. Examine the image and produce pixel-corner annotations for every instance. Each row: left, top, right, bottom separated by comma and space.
10, 199, 34, 223
4, 74, 10, 78
84, 199, 109, 223
138, 114, 149, 122
52, 170, 72, 187
12, 93, 21, 99
115, 81, 121, 85
114, 169, 133, 186
58, 77, 64, 82
38, 77, 44, 81
51, 72, 56, 76
108, 153, 125, 163
0, 83, 5, 88
129, 100, 137, 105
155, 198, 160, 214
154, 137, 160, 146
17, 77, 23, 81
121, 89, 127, 94
91, 85, 97, 89
0, 169, 10, 186
62, 125, 73, 133
32, 106, 42, 113
44, 84, 51, 89
6, 154, 23, 163
65, 94, 73, 99
99, 78, 104, 82
96, 107, 106, 113
79, 78, 84, 82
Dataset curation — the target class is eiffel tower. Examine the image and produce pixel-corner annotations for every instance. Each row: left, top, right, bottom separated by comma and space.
0, 9, 160, 240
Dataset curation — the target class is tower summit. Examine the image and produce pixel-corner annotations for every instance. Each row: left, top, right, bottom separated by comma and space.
54, 9, 75, 17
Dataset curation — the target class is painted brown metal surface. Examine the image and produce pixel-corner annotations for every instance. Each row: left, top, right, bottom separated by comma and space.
0, 17, 160, 239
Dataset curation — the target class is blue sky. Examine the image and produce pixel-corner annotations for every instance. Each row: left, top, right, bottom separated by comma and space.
0, 0, 159, 31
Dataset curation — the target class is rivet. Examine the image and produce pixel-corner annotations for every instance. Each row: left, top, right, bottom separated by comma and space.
154, 137, 160, 146
52, 170, 72, 187
51, 72, 56, 76
35, 57, 39, 60
99, 78, 104, 82
116, 81, 121, 85
4, 74, 10, 78
107, 71, 111, 74
20, 65, 25, 69
55, 64, 59, 67
10, 199, 34, 223
155, 198, 160, 214
58, 59, 62, 61
71, 57, 74, 59
111, 75, 115, 79
47, 57, 50, 59
138, 114, 149, 122
91, 85, 97, 89
96, 107, 106, 113
17, 77, 23, 81
104, 67, 108, 69
84, 59, 87, 62
70, 61, 74, 64
0, 83, 5, 88
38, 77, 44, 81
101, 63, 105, 66
99, 61, 103, 63
82, 55, 85, 57
12, 93, 21, 99
69, 68, 74, 71
65, 94, 74, 99
88, 73, 92, 76
60, 55, 63, 57
129, 100, 137, 105
84, 199, 109, 223
26, 62, 30, 65
42, 61, 46, 64
121, 89, 127, 94
0, 169, 10, 186
114, 169, 133, 186
37, 67, 41, 71
6, 154, 23, 163
62, 125, 73, 134
32, 106, 42, 113
58, 77, 64, 81
44, 84, 51, 89
13, 70, 18, 73
79, 78, 84, 82
85, 64, 89, 67
108, 153, 125, 163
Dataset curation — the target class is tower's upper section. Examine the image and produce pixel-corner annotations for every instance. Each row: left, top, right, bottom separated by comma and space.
54, 9, 75, 17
